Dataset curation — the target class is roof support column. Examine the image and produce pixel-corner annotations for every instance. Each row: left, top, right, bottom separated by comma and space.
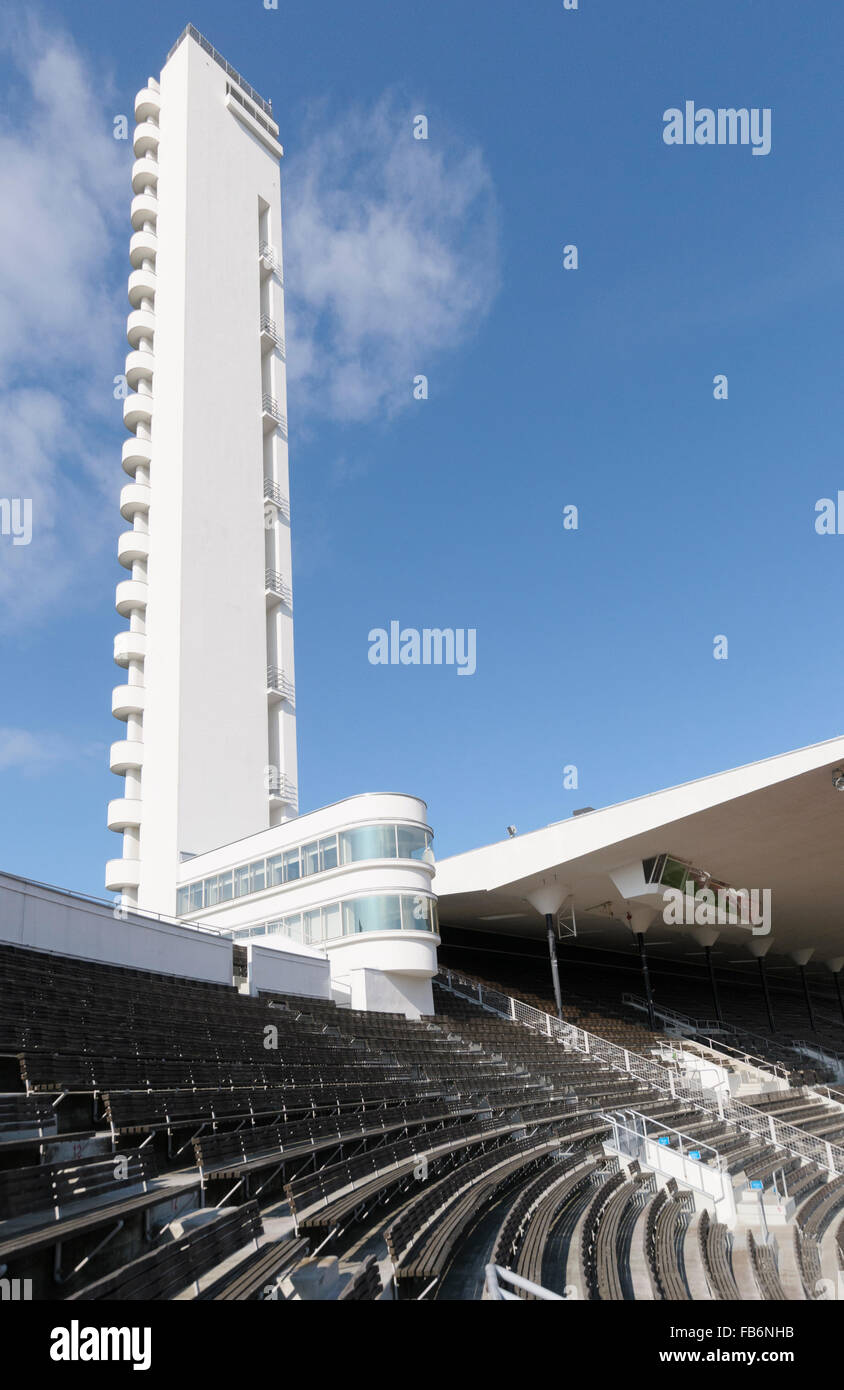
544, 913, 563, 1021
791, 949, 815, 1033
628, 906, 657, 1032
524, 881, 571, 1022
748, 938, 775, 1033
827, 959, 844, 1027
693, 928, 722, 1024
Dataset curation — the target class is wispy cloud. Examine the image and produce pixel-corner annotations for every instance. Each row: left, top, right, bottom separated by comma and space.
284, 94, 501, 424
0, 725, 101, 774
0, 13, 126, 630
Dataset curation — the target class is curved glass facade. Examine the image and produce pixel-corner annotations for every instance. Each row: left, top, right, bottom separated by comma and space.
177, 821, 432, 916
226, 892, 439, 944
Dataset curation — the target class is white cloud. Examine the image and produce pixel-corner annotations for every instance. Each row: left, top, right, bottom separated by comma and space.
0, 14, 126, 630
284, 95, 501, 423
0, 725, 101, 774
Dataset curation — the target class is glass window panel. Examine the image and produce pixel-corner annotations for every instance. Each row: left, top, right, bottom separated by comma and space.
303, 908, 323, 945
283, 848, 301, 882
400, 895, 435, 932
303, 841, 320, 876
283, 913, 302, 942
189, 882, 204, 911
319, 835, 338, 871
177, 886, 189, 915
339, 825, 397, 864
206, 876, 220, 906
219, 871, 234, 902
322, 903, 341, 940
396, 826, 429, 860
234, 865, 250, 897
343, 894, 403, 935
250, 860, 266, 893
660, 857, 689, 891
267, 855, 283, 887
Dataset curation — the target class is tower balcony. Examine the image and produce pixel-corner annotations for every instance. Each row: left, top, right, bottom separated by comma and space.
112, 684, 147, 720
107, 797, 144, 832
109, 739, 145, 773
261, 395, 287, 437
259, 241, 282, 279
128, 268, 156, 309
130, 194, 158, 231
263, 477, 290, 519
125, 349, 154, 390
131, 156, 159, 195
126, 308, 155, 350
117, 530, 151, 568
113, 631, 147, 667
115, 580, 148, 617
133, 120, 160, 159
267, 666, 295, 705
129, 229, 158, 269
123, 391, 154, 431
120, 482, 151, 522
105, 858, 141, 893
259, 315, 285, 356
122, 435, 152, 476
134, 86, 161, 125
265, 568, 292, 608
268, 774, 298, 808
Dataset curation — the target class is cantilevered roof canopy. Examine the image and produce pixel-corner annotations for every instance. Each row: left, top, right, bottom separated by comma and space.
434, 738, 844, 970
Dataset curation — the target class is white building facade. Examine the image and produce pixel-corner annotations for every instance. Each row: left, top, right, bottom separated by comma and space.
175, 792, 440, 1017
107, 27, 298, 912
104, 28, 440, 1016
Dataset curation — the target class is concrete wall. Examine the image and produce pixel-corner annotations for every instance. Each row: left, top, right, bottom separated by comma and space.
247, 936, 330, 1000
344, 966, 434, 1019
138, 35, 295, 915
0, 873, 232, 985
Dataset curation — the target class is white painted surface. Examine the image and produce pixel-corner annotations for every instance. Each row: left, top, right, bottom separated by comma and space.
247, 938, 331, 1000
343, 966, 434, 1019
110, 30, 298, 912
176, 793, 432, 880
0, 872, 232, 984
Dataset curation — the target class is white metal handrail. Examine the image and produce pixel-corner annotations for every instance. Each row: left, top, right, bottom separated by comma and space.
484, 1263, 569, 1301
626, 991, 843, 1105
600, 1108, 729, 1206
436, 968, 844, 1177
622, 991, 726, 1035
264, 569, 292, 604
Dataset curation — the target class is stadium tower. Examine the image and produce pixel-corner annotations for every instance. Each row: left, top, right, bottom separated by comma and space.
106, 27, 297, 911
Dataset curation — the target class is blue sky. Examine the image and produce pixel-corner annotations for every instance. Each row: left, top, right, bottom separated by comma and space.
0, 0, 842, 900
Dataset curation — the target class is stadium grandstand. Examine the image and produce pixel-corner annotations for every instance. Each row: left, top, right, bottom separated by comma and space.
1, 28, 842, 1327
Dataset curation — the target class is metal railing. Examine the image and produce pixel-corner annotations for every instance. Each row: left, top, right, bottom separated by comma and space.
622, 992, 725, 1035
225, 82, 278, 138
435, 968, 844, 1177
626, 992, 844, 1105
266, 666, 295, 701
484, 1264, 569, 1301
259, 315, 285, 355
660, 1032, 791, 1088
259, 243, 283, 278
167, 25, 274, 116
263, 479, 290, 516
261, 394, 287, 436
264, 569, 292, 604
600, 1107, 728, 1203
267, 774, 297, 804
0, 867, 225, 938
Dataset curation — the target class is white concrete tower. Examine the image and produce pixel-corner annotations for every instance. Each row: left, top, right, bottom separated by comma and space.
107, 27, 298, 913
